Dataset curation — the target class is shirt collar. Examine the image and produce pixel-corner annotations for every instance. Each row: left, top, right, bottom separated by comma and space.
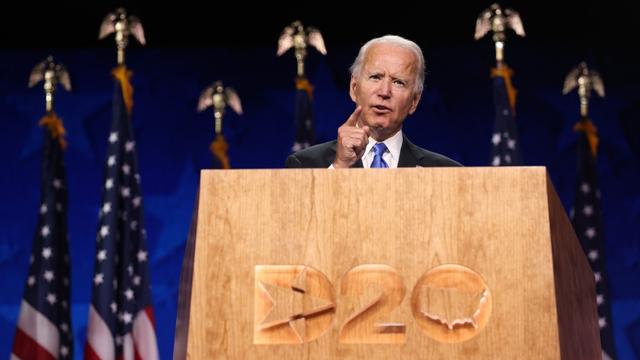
364, 129, 403, 167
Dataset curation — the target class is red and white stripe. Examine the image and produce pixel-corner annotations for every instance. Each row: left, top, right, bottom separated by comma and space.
85, 305, 158, 360
85, 305, 114, 360
132, 307, 158, 360
12, 300, 59, 360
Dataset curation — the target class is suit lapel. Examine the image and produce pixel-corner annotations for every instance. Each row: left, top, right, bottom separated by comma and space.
398, 135, 420, 167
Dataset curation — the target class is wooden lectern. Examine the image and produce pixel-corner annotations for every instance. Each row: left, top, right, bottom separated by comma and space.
174, 167, 600, 359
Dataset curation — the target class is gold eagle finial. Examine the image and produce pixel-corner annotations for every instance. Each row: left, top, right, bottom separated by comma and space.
29, 56, 71, 113
99, 8, 146, 65
475, 3, 525, 64
563, 62, 605, 117
277, 21, 327, 77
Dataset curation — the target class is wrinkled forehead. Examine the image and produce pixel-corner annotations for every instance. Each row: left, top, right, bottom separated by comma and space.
362, 43, 418, 76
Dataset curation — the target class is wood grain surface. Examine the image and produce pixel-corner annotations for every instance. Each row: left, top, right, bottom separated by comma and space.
179, 167, 599, 359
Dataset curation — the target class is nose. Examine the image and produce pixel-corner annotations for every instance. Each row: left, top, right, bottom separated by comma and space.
376, 78, 392, 98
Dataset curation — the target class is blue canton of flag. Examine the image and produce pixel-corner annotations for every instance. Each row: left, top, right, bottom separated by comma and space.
85, 66, 158, 360
490, 65, 522, 166
292, 77, 316, 151
12, 113, 73, 360
571, 118, 617, 360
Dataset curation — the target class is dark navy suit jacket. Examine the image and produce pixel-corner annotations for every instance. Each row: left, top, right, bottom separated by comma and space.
285, 134, 461, 168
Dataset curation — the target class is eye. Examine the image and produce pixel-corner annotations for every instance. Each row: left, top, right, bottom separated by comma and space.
369, 74, 381, 81
393, 80, 406, 87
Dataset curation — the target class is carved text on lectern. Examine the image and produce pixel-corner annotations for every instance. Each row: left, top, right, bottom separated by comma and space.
339, 264, 406, 344
411, 264, 492, 343
254, 264, 492, 344
254, 265, 336, 344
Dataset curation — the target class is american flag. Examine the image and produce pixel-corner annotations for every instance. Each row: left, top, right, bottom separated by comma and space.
85, 66, 158, 360
490, 64, 522, 166
12, 112, 73, 359
571, 117, 617, 359
291, 76, 316, 151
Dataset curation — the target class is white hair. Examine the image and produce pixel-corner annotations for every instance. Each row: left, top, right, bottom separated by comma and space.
349, 35, 426, 94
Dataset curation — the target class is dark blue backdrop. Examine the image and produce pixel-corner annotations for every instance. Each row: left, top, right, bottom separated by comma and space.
1, 43, 639, 358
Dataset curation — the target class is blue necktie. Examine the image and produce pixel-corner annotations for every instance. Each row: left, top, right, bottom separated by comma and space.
370, 143, 389, 168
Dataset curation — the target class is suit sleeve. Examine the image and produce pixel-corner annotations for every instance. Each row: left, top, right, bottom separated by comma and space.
285, 154, 303, 168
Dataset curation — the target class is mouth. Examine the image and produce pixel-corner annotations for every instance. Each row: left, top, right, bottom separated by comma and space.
371, 104, 392, 113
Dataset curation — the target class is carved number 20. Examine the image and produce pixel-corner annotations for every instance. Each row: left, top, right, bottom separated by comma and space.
338, 264, 407, 343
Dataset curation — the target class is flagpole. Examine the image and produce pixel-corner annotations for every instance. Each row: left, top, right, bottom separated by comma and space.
197, 81, 243, 169
475, 3, 525, 166
12, 56, 73, 360
86, 8, 159, 360
564, 62, 617, 359
277, 21, 327, 151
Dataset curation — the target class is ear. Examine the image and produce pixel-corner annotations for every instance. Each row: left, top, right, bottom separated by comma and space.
408, 92, 422, 115
349, 76, 357, 102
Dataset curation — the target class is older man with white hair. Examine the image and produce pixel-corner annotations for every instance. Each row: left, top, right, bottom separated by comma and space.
286, 35, 460, 168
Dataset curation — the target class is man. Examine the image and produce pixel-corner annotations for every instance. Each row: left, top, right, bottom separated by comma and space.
285, 35, 460, 168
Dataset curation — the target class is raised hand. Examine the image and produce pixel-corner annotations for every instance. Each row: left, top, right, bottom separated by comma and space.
333, 106, 370, 168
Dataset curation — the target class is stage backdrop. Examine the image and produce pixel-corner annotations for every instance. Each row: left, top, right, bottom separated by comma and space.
1, 44, 639, 359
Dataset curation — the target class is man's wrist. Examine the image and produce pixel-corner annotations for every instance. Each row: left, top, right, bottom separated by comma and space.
332, 160, 350, 169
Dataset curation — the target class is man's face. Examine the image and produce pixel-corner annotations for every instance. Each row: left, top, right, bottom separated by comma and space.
350, 43, 421, 141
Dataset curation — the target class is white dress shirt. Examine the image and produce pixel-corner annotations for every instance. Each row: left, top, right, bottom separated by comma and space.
361, 130, 403, 168
330, 130, 404, 169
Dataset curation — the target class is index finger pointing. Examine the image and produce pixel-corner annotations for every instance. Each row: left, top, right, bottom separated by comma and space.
344, 106, 362, 127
